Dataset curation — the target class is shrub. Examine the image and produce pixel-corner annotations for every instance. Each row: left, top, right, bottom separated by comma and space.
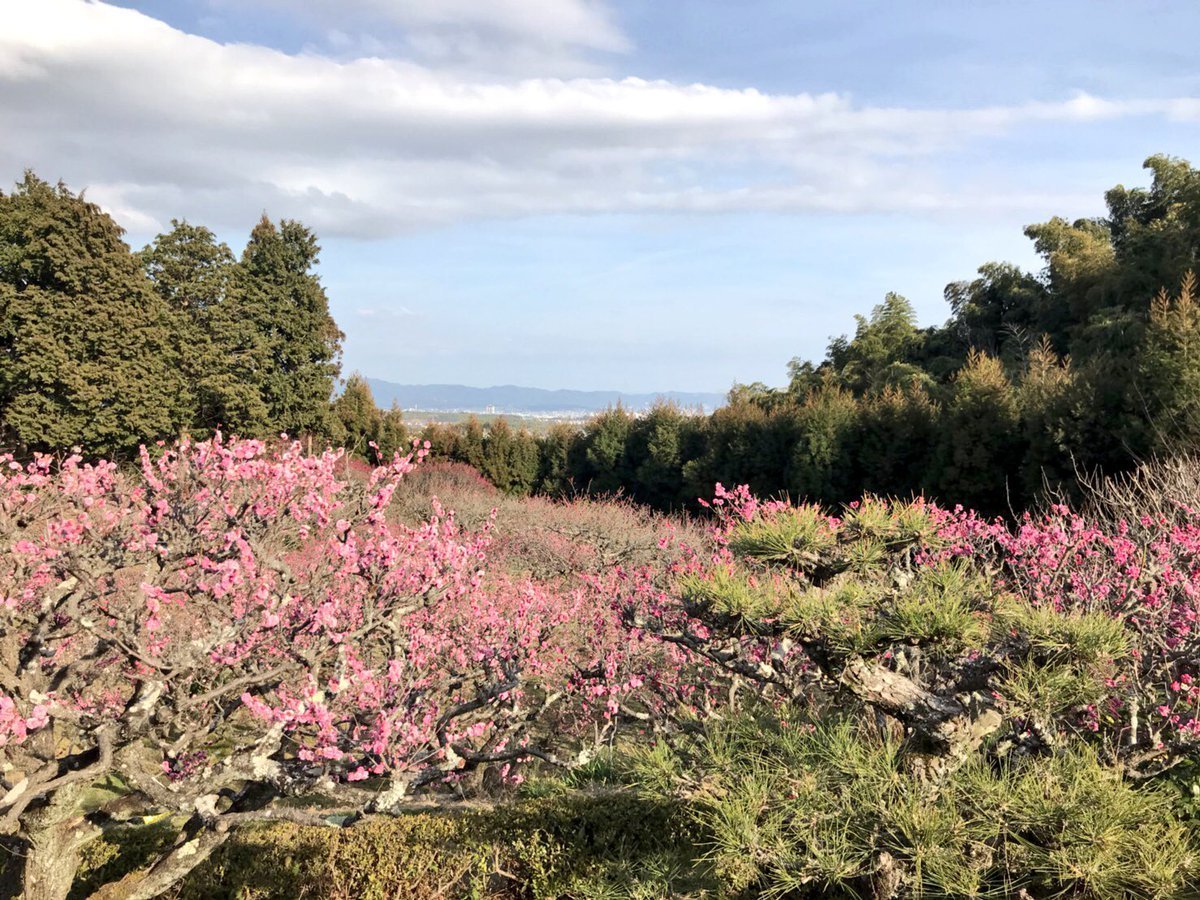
636, 712, 1197, 898
61, 789, 707, 900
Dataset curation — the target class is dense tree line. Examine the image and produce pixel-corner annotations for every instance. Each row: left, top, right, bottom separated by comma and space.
424, 155, 1200, 514
4, 156, 1200, 513
0, 172, 400, 459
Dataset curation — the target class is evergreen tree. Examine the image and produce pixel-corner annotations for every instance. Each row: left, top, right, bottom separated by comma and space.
854, 383, 939, 499
931, 351, 1023, 513
575, 406, 634, 495
140, 220, 269, 434
1137, 272, 1200, 454
0, 173, 188, 456
631, 402, 688, 509
457, 415, 486, 470
481, 416, 516, 491
786, 381, 859, 503
229, 216, 343, 437
508, 428, 541, 496
332, 373, 382, 460
1017, 339, 1075, 498
377, 403, 408, 462
536, 423, 577, 496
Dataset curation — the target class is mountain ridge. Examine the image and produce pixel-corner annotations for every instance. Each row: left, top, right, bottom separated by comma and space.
366, 379, 726, 414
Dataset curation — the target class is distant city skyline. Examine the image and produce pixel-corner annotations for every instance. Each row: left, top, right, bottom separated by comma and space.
2, 0, 1199, 392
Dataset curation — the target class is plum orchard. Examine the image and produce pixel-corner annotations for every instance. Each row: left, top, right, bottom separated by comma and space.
5, 438, 1200, 899
0, 437, 693, 900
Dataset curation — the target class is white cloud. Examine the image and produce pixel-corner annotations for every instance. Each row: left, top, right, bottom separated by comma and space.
0, 1, 1193, 239
222, 0, 629, 75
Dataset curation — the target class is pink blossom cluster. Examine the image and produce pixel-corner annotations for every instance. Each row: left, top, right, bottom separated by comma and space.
0, 435, 677, 800
929, 503, 1200, 741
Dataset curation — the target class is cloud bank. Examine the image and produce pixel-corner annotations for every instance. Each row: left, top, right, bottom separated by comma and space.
1, 0, 1197, 238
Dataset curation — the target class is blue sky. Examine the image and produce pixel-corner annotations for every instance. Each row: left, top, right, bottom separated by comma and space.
2, 1, 1199, 393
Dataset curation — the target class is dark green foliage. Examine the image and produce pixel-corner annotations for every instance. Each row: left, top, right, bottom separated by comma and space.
1138, 273, 1200, 454
0, 172, 348, 457
931, 351, 1024, 514
536, 422, 576, 495
945, 261, 1050, 359
458, 415, 486, 469
682, 400, 797, 502
574, 405, 636, 495
786, 381, 860, 504
377, 403, 409, 461
227, 216, 343, 439
480, 417, 541, 495
332, 372, 403, 461
140, 219, 271, 435
854, 384, 939, 498
824, 292, 930, 395
0, 173, 189, 456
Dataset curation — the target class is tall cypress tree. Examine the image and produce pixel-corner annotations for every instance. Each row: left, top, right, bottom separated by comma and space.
140, 220, 271, 435
0, 173, 188, 456
229, 216, 343, 438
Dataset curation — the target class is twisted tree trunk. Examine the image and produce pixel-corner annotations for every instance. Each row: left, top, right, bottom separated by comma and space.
18, 783, 101, 900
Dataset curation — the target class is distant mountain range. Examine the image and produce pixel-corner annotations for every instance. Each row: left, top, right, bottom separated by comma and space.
366, 380, 726, 415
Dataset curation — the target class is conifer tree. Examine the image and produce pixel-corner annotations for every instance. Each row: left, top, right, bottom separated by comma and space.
228, 216, 342, 438
632, 403, 688, 508
0, 173, 188, 456
377, 403, 408, 461
576, 405, 634, 495
536, 422, 577, 495
786, 380, 859, 503
932, 350, 1023, 512
481, 416, 516, 491
854, 383, 939, 498
140, 220, 270, 435
457, 415, 486, 469
1138, 272, 1200, 454
1017, 338, 1075, 497
332, 373, 383, 460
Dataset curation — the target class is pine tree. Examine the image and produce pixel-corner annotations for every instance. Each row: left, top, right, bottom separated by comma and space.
0, 173, 189, 456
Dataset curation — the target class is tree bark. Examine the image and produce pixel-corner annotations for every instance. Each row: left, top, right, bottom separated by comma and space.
89, 822, 233, 900
18, 784, 101, 900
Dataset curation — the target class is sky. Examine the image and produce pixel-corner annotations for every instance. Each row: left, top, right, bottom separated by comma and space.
2, 0, 1199, 393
